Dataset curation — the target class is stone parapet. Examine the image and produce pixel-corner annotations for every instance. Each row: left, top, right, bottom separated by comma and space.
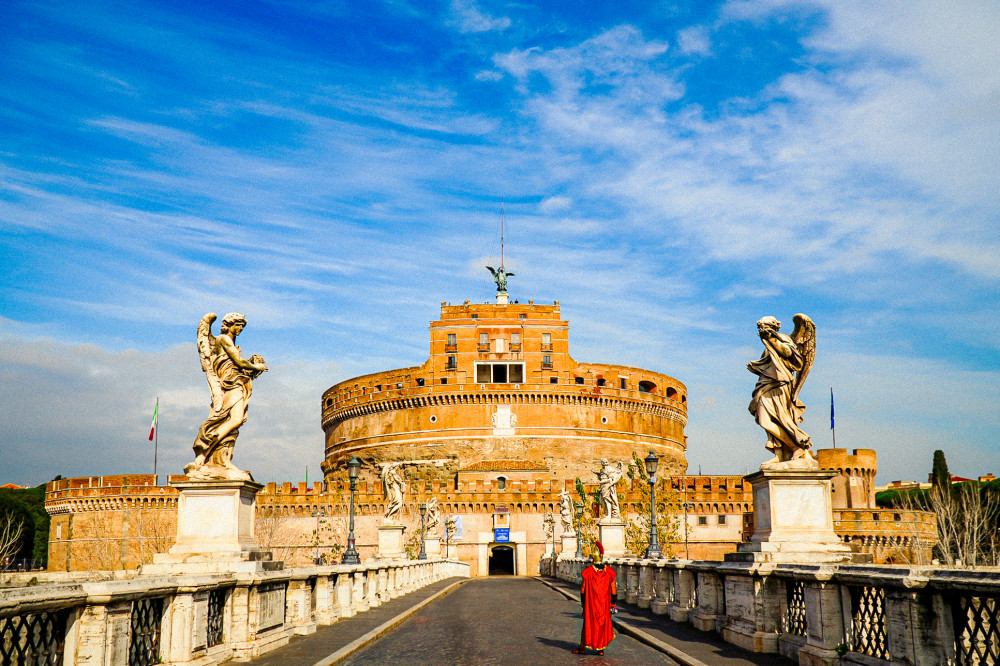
0, 558, 469, 665
552, 557, 1000, 666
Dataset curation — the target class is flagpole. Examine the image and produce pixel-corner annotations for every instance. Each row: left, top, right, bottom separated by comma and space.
153, 397, 159, 483
830, 387, 836, 449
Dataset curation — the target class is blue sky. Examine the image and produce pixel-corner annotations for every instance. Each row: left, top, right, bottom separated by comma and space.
2, 0, 998, 487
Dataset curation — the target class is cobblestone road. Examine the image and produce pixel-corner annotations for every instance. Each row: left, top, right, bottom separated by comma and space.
339, 577, 677, 666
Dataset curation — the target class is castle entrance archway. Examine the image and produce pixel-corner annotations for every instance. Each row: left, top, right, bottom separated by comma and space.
488, 545, 515, 575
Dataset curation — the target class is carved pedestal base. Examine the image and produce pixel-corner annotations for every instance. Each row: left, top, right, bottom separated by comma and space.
597, 520, 627, 558
142, 479, 281, 574
424, 536, 441, 558
726, 470, 856, 564
559, 534, 578, 559
377, 524, 407, 560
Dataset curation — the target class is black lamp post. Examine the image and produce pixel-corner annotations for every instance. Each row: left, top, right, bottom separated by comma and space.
644, 451, 663, 559
418, 503, 428, 560
574, 501, 584, 559
342, 456, 361, 565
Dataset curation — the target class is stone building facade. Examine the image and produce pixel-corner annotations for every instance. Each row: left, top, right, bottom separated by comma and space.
320, 300, 689, 481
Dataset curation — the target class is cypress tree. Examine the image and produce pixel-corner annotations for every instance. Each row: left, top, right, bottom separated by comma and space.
932, 450, 950, 489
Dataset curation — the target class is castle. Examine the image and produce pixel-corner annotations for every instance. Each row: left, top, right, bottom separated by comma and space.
44, 293, 935, 574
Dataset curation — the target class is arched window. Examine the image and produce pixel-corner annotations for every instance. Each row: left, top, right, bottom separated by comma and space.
638, 380, 657, 393
497, 476, 507, 491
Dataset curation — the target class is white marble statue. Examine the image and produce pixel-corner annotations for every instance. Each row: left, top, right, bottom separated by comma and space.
186, 313, 267, 481
425, 497, 440, 532
445, 515, 457, 542
381, 463, 405, 523
559, 489, 574, 532
595, 459, 625, 520
747, 314, 818, 470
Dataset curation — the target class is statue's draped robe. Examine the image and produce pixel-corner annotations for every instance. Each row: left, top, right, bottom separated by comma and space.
580, 565, 616, 651
194, 343, 253, 463
748, 332, 810, 457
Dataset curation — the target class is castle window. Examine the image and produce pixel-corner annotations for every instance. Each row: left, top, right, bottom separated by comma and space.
441, 378, 448, 385
550, 377, 558, 384
448, 333, 456, 344
497, 477, 507, 491
519, 314, 526, 319
597, 378, 606, 387
638, 380, 656, 393
475, 362, 524, 384
620, 378, 627, 389
575, 376, 584, 385
698, 516, 708, 526
718, 514, 727, 525
542, 332, 552, 350
480, 332, 488, 344
447, 355, 457, 370
471, 314, 478, 319
666, 387, 678, 398
416, 378, 425, 386
542, 355, 552, 369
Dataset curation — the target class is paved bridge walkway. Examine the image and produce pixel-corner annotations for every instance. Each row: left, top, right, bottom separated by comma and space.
249, 576, 794, 666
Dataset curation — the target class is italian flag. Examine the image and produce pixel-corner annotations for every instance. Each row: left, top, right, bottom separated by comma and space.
148, 399, 158, 441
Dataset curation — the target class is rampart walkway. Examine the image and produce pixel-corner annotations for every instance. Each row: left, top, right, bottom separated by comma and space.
250, 577, 793, 666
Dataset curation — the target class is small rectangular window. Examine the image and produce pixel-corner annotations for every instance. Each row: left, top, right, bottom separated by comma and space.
620, 378, 627, 389
597, 378, 606, 387
416, 378, 425, 386
542, 332, 551, 345
441, 377, 448, 384
542, 355, 552, 368
477, 364, 491, 383
492, 364, 508, 383
550, 377, 558, 384
471, 314, 478, 319
575, 376, 584, 385
447, 333, 456, 345
509, 364, 523, 383
518, 314, 526, 319
511, 333, 520, 344
480, 332, 488, 344
698, 516, 708, 526
718, 514, 727, 525
447, 355, 457, 369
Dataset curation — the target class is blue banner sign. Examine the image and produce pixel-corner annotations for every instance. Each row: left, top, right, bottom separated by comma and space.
494, 527, 510, 543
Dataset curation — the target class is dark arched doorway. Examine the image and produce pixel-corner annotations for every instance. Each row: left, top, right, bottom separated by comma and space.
488, 545, 515, 575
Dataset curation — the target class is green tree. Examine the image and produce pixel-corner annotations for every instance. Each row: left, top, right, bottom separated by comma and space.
573, 478, 599, 556
932, 450, 951, 490
623, 452, 680, 557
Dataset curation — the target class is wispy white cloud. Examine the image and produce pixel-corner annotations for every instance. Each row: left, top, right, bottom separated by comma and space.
447, 0, 511, 33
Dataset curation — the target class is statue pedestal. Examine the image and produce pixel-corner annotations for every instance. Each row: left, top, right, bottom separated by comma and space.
424, 536, 441, 558
377, 524, 407, 560
559, 534, 578, 559
142, 479, 281, 574
726, 470, 857, 564
598, 520, 627, 558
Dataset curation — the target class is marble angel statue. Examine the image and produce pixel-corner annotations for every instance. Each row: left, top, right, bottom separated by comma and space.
595, 459, 625, 520
747, 313, 818, 470
559, 489, 574, 533
186, 313, 267, 481
381, 462, 405, 523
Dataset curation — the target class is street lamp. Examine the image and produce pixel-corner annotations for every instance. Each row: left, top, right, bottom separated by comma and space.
312, 506, 327, 565
574, 501, 584, 559
644, 451, 662, 559
342, 456, 361, 565
418, 503, 428, 560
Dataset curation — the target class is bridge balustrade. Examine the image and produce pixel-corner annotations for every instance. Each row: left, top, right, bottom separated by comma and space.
0, 558, 469, 665
555, 557, 1000, 665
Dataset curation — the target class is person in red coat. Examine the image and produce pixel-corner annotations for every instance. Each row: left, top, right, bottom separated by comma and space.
573, 541, 617, 655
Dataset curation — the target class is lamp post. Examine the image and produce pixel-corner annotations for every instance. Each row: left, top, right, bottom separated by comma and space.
644, 451, 662, 559
574, 501, 584, 559
342, 456, 361, 565
312, 507, 326, 565
418, 503, 428, 560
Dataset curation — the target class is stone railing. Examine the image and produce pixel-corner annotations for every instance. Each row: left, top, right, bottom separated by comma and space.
555, 557, 1000, 666
0, 558, 468, 665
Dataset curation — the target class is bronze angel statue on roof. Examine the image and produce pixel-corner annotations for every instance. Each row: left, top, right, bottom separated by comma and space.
185, 313, 268, 481
747, 313, 818, 470
486, 265, 513, 293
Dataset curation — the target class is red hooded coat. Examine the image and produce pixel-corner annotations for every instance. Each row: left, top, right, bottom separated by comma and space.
580, 564, 616, 650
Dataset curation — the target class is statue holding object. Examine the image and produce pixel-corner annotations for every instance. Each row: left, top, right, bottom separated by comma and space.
747, 313, 818, 470
595, 459, 625, 520
559, 489, 574, 533
186, 313, 268, 481
381, 462, 405, 523
486, 265, 513, 293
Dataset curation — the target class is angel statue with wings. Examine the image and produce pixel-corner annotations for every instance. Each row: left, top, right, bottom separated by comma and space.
486, 265, 513, 293
186, 313, 268, 481
747, 314, 818, 470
